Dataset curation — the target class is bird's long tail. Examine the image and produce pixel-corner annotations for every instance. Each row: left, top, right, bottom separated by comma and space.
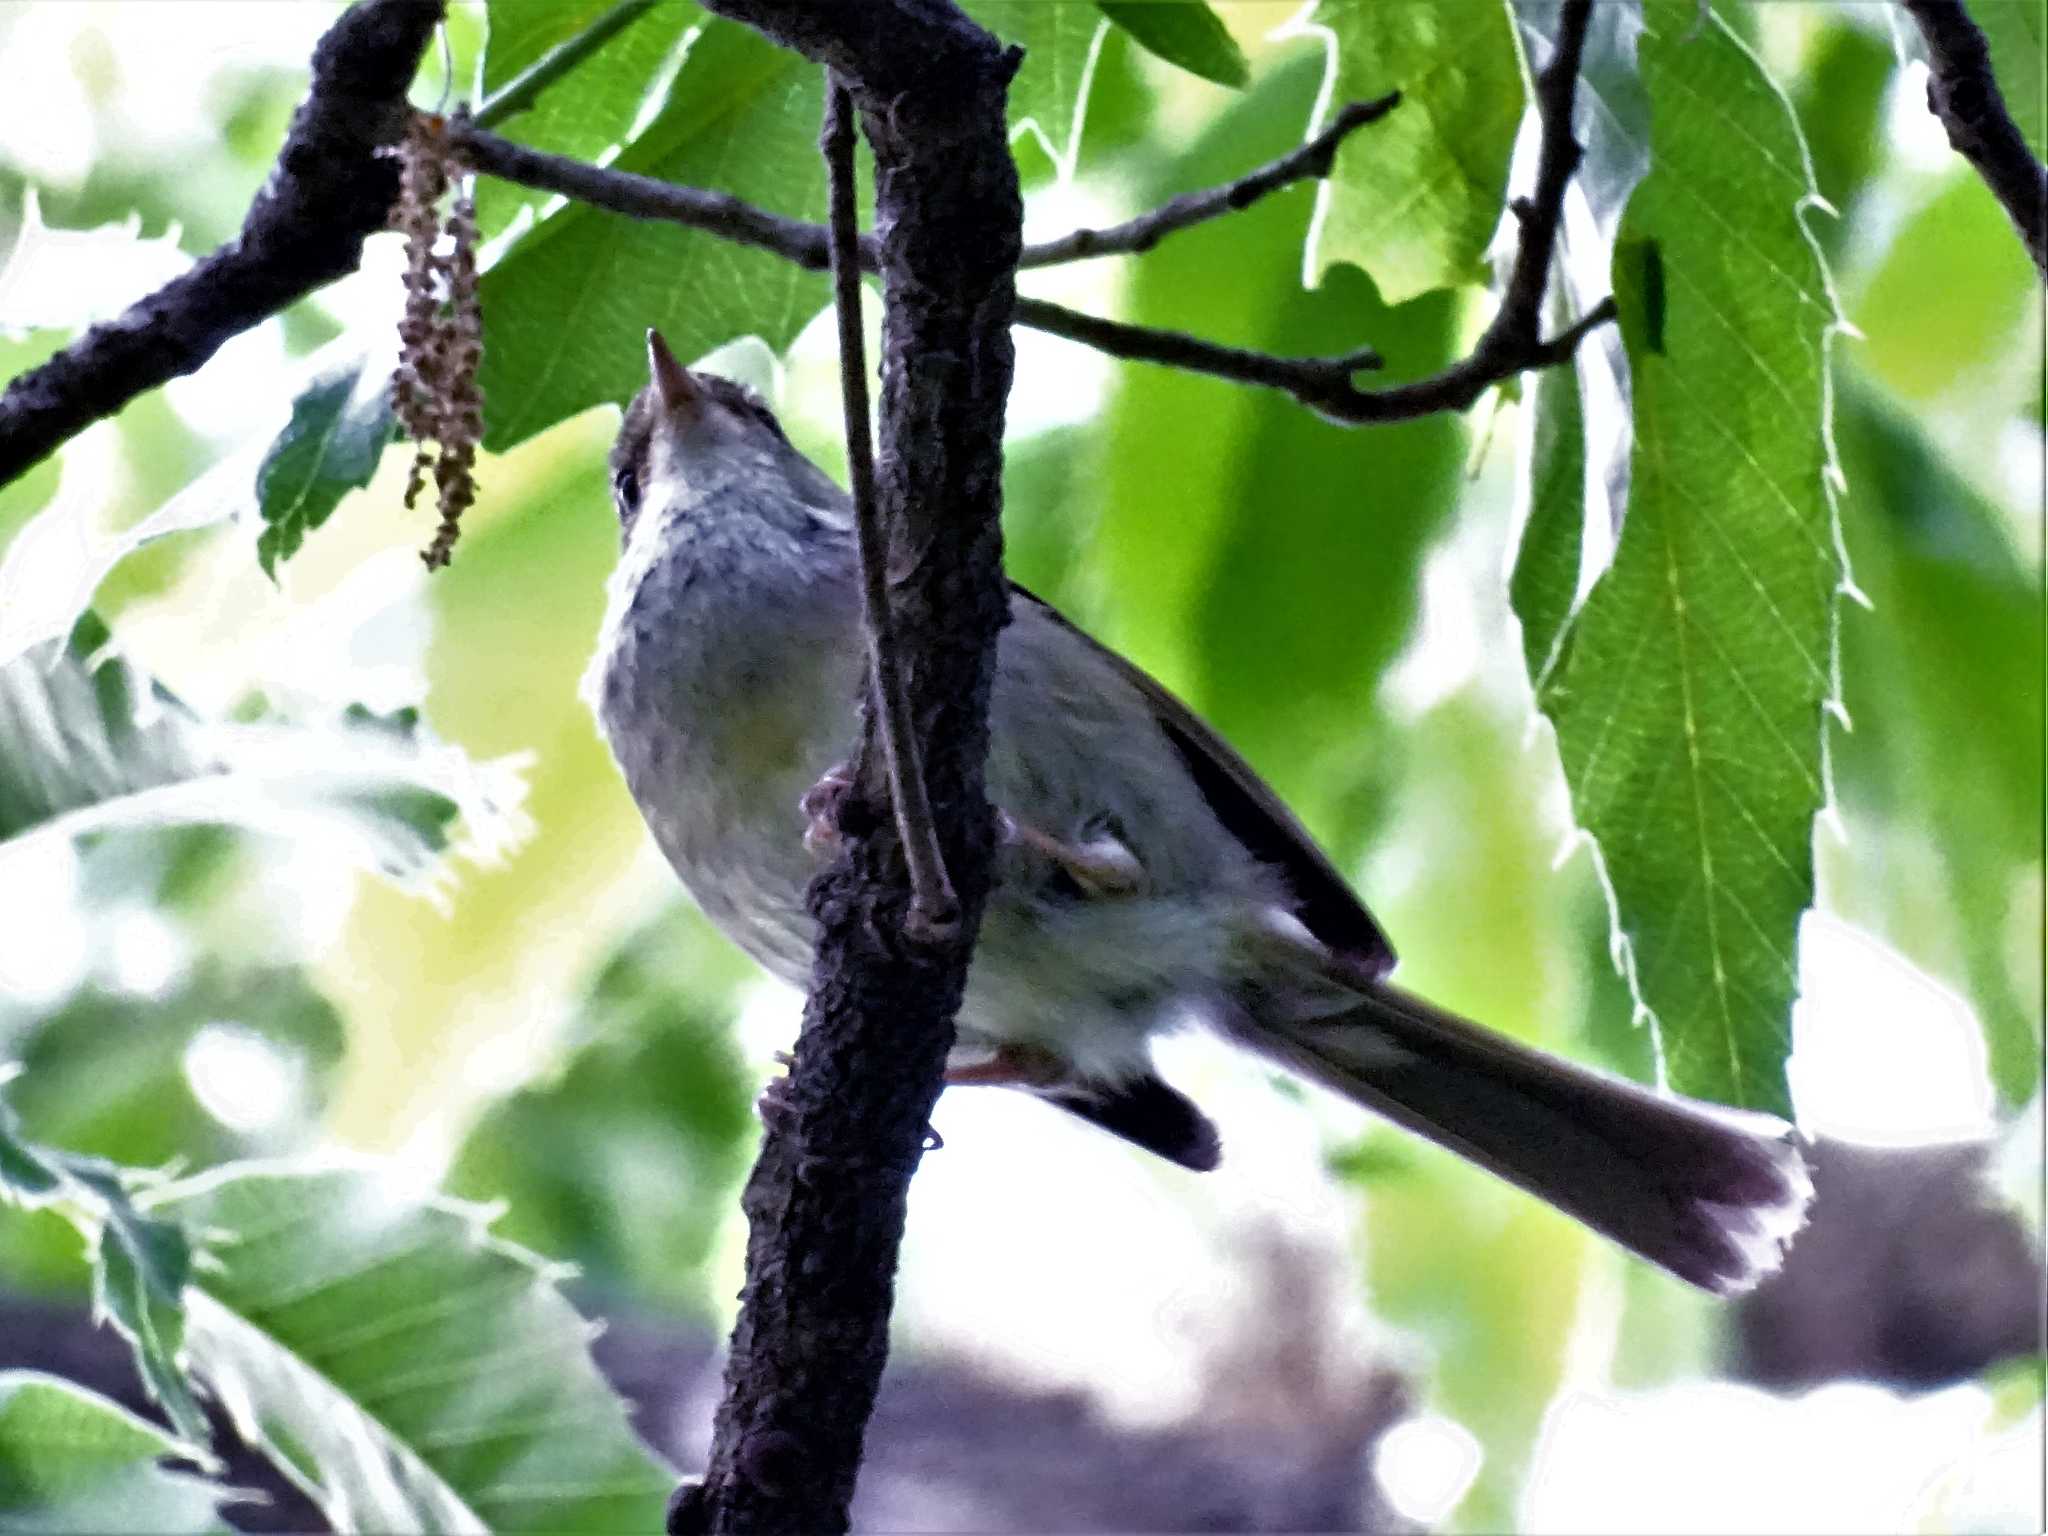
1226, 982, 1812, 1293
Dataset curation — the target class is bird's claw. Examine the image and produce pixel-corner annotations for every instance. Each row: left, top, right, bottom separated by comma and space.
801, 763, 856, 856
998, 810, 1147, 898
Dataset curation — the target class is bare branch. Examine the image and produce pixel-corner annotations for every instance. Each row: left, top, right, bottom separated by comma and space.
1015, 296, 1382, 405
448, 118, 840, 267
450, 0, 1606, 430
450, 93, 1400, 274
823, 75, 961, 942
1017, 91, 1400, 268
1901, 0, 2048, 278
0, 0, 445, 488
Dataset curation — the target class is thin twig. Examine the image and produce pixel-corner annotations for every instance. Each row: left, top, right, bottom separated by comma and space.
1018, 91, 1400, 268
0, 0, 444, 489
473, 0, 659, 130
451, 23, 1608, 430
1901, 0, 2048, 278
823, 75, 961, 943
450, 119, 838, 264
1016, 296, 1382, 403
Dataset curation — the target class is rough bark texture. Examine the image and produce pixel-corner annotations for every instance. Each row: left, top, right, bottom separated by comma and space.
672, 3, 1021, 1532
0, 0, 444, 487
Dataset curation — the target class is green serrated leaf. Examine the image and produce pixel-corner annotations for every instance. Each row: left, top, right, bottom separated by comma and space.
254, 358, 397, 579
0, 1104, 207, 1449
1098, 1, 1247, 89
1975, 0, 2046, 160
142, 1165, 674, 1533
1536, 2, 1843, 1117
473, 0, 703, 238
479, 19, 827, 452
1302, 0, 1525, 302
1830, 377, 2045, 1108
0, 1372, 235, 1534
0, 619, 525, 896
961, 1, 1109, 175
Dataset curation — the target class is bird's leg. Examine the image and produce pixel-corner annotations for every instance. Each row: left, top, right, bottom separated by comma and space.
998, 810, 1146, 898
944, 1040, 1071, 1088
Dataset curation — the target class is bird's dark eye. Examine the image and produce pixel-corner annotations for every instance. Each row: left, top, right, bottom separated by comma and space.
612, 465, 641, 512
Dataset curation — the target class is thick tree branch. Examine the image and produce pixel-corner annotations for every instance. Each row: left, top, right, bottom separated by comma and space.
1901, 0, 2048, 278
668, 2, 1020, 1533
0, 0, 443, 487
822, 75, 960, 940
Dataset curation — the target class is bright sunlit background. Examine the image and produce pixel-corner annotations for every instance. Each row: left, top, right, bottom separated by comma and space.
0, 3, 2040, 1532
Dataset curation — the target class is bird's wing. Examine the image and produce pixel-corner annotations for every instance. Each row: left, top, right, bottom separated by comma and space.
1009, 584, 1395, 976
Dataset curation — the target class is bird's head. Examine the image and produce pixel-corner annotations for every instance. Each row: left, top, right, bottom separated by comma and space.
609, 329, 799, 540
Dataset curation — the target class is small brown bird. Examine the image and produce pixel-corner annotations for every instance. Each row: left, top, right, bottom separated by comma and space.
588, 331, 1812, 1294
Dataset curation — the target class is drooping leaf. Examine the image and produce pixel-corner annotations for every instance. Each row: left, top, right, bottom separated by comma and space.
446, 902, 753, 1316
1301, 0, 1525, 302
1511, 345, 1586, 687
961, 1, 1110, 175
1513, 0, 1650, 607
1093, 54, 1463, 868
0, 1103, 205, 1449
1098, 1, 1248, 89
473, 0, 704, 237
1973, 0, 2046, 159
0, 1372, 235, 1534
254, 356, 397, 579
1829, 376, 2045, 1108
142, 1164, 675, 1533
0, 616, 525, 896
478, 19, 828, 451
1532, 2, 1843, 1116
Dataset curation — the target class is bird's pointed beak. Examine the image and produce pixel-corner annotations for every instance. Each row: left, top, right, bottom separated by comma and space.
647, 328, 697, 415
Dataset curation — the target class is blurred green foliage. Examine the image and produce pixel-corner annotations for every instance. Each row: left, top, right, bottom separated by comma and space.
0, 1, 2040, 1530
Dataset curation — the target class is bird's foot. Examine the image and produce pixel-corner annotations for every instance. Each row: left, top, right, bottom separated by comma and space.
800, 763, 856, 856
944, 1040, 1071, 1089
997, 810, 1146, 899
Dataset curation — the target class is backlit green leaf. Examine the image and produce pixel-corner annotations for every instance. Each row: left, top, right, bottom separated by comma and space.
1091, 55, 1463, 867
473, 0, 703, 237
479, 19, 826, 451
962, 1, 1109, 175
0, 1372, 234, 1534
254, 356, 396, 579
1098, 1, 1248, 89
145, 1165, 674, 1533
0, 617, 525, 896
1302, 0, 1524, 302
0, 1103, 205, 1449
1533, 2, 1842, 1116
